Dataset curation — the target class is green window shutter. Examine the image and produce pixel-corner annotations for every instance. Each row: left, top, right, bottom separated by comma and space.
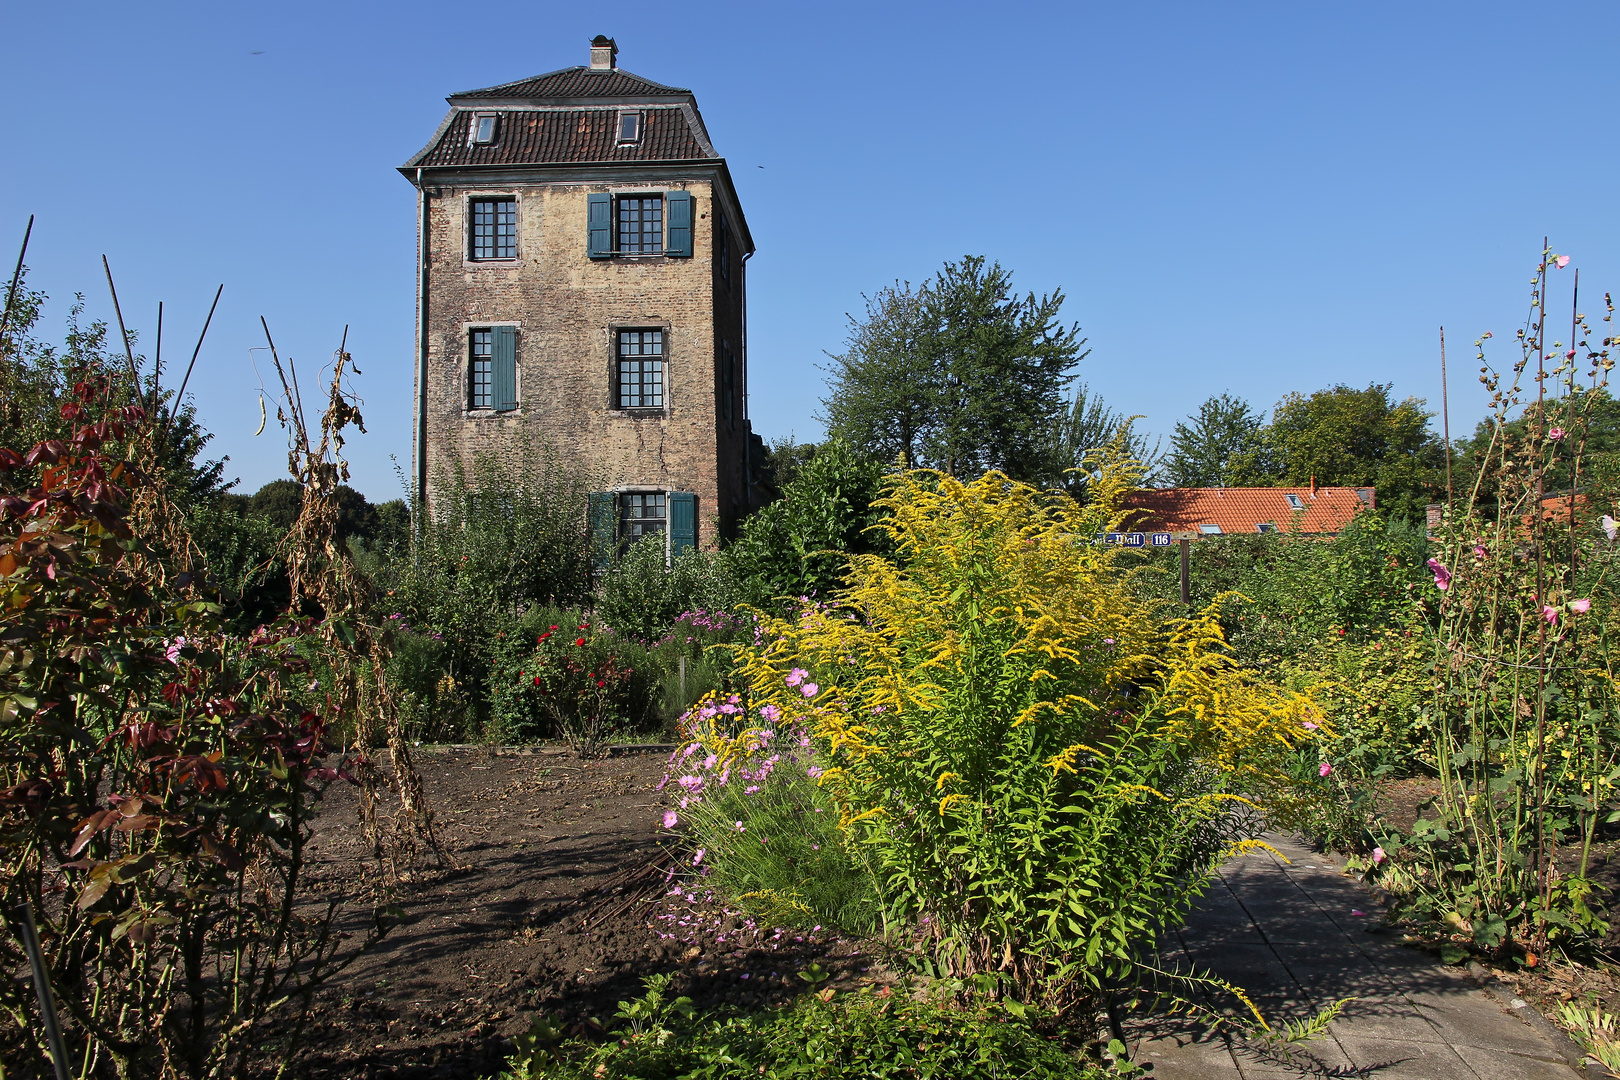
492, 326, 517, 411
665, 190, 693, 257
588, 492, 617, 572
587, 194, 612, 258
669, 491, 697, 557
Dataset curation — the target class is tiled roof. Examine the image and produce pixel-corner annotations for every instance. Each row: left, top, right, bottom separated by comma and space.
413, 107, 713, 167
1119, 487, 1374, 536
451, 67, 689, 101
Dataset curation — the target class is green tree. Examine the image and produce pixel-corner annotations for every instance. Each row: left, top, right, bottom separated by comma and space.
1043, 384, 1162, 500
820, 256, 1089, 480
1257, 383, 1444, 520
1167, 392, 1268, 487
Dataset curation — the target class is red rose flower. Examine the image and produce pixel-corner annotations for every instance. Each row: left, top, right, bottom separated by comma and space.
575, 637, 586, 647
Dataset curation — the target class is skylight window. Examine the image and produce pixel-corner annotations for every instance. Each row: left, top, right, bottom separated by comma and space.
471, 114, 498, 145
1199, 524, 1224, 535
1285, 493, 1304, 510
617, 111, 642, 143
1256, 523, 1278, 533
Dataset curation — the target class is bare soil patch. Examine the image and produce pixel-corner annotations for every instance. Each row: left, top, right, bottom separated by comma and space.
288, 747, 881, 1080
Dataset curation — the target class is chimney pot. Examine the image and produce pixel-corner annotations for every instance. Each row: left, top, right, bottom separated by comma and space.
590, 35, 618, 70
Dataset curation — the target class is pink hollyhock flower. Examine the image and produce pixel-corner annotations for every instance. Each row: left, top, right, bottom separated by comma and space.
692, 848, 705, 865
1482, 331, 1493, 339
801, 683, 819, 697
1549, 426, 1567, 441
1371, 847, 1386, 864
1426, 558, 1451, 591
1319, 762, 1333, 777
164, 636, 188, 665
1603, 515, 1619, 541
1556, 254, 1571, 269
1571, 598, 1592, 613
786, 668, 807, 687
1543, 605, 1560, 625
662, 811, 678, 829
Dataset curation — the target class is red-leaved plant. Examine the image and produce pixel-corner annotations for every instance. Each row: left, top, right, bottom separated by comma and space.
0, 374, 390, 1078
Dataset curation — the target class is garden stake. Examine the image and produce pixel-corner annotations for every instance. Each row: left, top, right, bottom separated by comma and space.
100, 255, 142, 389
11, 902, 71, 1080
1530, 240, 1551, 952
1179, 538, 1190, 606
1440, 325, 1451, 508
0, 212, 33, 343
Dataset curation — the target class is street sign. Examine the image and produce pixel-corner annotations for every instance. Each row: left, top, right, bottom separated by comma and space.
1149, 533, 1172, 547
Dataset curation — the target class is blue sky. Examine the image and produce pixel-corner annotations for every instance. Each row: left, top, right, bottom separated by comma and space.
2, 1, 1615, 500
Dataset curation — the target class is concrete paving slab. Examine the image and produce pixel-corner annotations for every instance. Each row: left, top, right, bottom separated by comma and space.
1132, 833, 1586, 1079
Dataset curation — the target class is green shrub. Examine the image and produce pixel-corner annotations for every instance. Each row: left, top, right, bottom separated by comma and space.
375, 439, 602, 734
729, 465, 1324, 1009
722, 438, 890, 613
494, 975, 1107, 1080
596, 533, 742, 644
489, 613, 661, 749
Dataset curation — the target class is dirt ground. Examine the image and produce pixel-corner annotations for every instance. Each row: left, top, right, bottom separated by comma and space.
287, 746, 883, 1080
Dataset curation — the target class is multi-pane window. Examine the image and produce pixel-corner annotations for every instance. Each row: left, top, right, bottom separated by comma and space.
616, 330, 664, 409
469, 329, 493, 409
471, 198, 516, 260
620, 492, 666, 546
617, 196, 663, 255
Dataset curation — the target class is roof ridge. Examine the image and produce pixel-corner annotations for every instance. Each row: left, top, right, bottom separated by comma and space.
449, 65, 691, 100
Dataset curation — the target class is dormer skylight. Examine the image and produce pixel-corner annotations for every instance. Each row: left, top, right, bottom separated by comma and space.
471, 114, 498, 145
617, 111, 642, 144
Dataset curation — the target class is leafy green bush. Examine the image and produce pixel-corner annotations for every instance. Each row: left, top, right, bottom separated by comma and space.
727, 465, 1325, 1009
494, 975, 1107, 1080
489, 612, 661, 749
663, 696, 882, 934
596, 533, 743, 644
376, 439, 601, 734
722, 439, 890, 613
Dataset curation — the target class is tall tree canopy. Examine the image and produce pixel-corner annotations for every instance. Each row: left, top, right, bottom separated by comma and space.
1257, 383, 1444, 520
1166, 392, 1268, 488
819, 256, 1088, 481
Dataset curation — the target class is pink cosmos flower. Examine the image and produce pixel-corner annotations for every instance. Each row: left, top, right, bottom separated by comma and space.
1319, 762, 1333, 777
801, 683, 819, 697
662, 811, 678, 829
1371, 847, 1386, 864
806, 765, 824, 779
1473, 545, 1487, 558
692, 848, 705, 865
1427, 558, 1451, 591
1302, 721, 1319, 731
1549, 426, 1567, 441
703, 754, 718, 769
786, 668, 807, 687
1543, 605, 1560, 625
734, 821, 746, 831
760, 704, 781, 723
745, 785, 761, 795
1571, 598, 1592, 614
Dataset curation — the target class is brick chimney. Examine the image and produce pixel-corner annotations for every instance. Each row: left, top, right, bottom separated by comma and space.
590, 35, 618, 70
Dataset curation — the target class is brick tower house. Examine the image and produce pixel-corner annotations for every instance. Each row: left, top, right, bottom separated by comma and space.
400, 36, 754, 556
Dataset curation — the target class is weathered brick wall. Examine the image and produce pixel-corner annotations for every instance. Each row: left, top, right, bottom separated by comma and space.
421, 178, 746, 548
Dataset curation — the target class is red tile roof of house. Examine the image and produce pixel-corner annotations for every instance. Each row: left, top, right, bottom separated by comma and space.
1119, 486, 1375, 537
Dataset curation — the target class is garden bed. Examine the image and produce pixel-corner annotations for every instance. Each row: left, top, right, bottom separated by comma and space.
288, 746, 886, 1080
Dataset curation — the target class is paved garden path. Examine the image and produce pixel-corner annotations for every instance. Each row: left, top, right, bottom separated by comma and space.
1131, 833, 1594, 1079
